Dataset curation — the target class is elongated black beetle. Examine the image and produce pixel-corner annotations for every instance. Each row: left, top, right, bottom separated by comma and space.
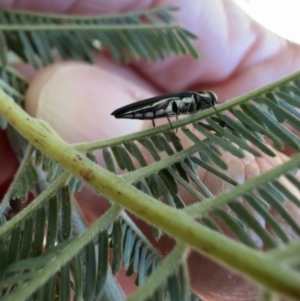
111, 91, 218, 127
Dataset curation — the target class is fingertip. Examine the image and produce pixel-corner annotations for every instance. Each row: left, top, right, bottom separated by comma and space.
25, 61, 156, 144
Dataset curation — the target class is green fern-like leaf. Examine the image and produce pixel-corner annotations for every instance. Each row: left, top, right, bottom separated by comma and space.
0, 6, 198, 68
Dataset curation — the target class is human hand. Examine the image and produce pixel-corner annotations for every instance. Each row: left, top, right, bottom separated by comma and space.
1, 0, 300, 300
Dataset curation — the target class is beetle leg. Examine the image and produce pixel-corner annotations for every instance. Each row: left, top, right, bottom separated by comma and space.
166, 115, 180, 139
166, 115, 173, 129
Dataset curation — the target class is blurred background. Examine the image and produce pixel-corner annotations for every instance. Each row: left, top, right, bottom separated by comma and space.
234, 0, 300, 43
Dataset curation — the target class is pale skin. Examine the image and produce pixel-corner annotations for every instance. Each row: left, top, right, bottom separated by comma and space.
1, 0, 300, 300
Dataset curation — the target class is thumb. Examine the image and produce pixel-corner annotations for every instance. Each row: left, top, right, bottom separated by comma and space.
25, 59, 156, 144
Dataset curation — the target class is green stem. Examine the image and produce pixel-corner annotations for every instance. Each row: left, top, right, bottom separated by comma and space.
0, 24, 180, 31
1, 90, 300, 299
1, 6, 177, 21
269, 241, 300, 261
72, 106, 223, 152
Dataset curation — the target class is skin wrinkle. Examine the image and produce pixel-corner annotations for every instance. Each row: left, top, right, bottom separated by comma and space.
235, 11, 284, 67
244, 160, 259, 181
256, 158, 266, 179
215, 8, 284, 92
227, 156, 244, 184
202, 3, 234, 80
201, 164, 223, 196
221, 0, 255, 74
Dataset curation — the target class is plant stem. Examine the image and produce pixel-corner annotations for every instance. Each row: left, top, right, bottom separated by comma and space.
1, 90, 300, 299
269, 240, 300, 261
0, 24, 180, 31
1, 6, 177, 21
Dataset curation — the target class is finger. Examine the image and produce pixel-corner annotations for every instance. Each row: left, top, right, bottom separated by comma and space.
25, 59, 157, 144
129, 1, 300, 98
6, 0, 299, 96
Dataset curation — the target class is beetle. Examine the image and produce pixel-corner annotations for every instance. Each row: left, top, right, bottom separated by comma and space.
111, 91, 218, 127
